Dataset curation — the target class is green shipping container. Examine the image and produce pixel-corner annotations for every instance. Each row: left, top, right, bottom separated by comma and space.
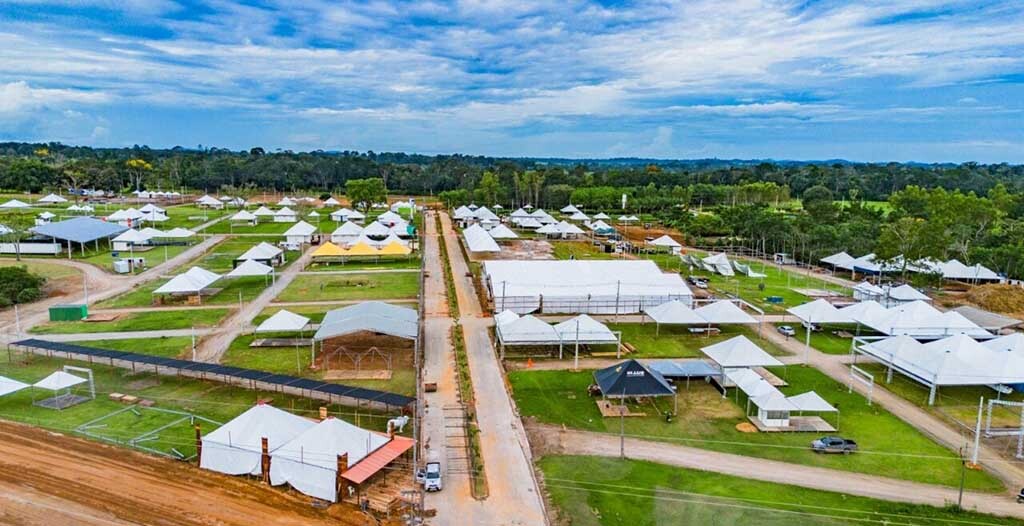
49, 304, 87, 322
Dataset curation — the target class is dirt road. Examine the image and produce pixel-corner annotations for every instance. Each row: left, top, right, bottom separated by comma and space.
528, 422, 1024, 520
0, 421, 376, 526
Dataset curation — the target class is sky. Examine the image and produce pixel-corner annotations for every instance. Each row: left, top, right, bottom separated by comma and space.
0, 1, 1023, 163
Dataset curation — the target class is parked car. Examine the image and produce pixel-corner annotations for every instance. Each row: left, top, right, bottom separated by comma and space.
777, 325, 796, 337
811, 436, 858, 454
423, 461, 443, 491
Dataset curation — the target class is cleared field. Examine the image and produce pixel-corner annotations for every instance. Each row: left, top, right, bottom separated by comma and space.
277, 272, 420, 302
607, 323, 786, 358
510, 365, 1003, 491
540, 456, 1022, 526
30, 308, 230, 334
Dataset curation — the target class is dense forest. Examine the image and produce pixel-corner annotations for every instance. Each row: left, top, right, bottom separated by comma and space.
3, 141, 1024, 278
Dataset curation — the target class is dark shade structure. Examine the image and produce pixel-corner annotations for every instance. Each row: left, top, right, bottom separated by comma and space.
593, 359, 675, 398
32, 217, 128, 244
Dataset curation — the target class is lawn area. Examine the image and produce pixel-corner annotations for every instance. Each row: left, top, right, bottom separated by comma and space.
509, 365, 1003, 491
606, 323, 788, 358
277, 272, 420, 302
220, 334, 416, 396
540, 456, 1023, 526
79, 243, 194, 274
96, 275, 271, 308
82, 336, 194, 358
203, 218, 341, 235
161, 204, 227, 229
0, 260, 79, 279
254, 305, 331, 324
30, 308, 230, 334
0, 352, 399, 459
774, 323, 856, 355
552, 240, 617, 261
177, 235, 294, 273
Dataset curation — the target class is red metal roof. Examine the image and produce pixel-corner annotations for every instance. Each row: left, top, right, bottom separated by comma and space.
342, 435, 415, 484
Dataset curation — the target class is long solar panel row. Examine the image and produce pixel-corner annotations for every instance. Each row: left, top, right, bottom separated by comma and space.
12, 338, 415, 408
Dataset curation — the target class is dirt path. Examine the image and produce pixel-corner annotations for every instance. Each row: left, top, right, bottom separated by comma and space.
438, 212, 548, 525
527, 422, 1024, 520
193, 246, 316, 362
760, 326, 1024, 489
0, 420, 376, 526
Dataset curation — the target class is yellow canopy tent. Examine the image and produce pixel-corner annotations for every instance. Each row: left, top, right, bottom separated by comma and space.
378, 240, 412, 256
345, 241, 380, 256
311, 242, 346, 258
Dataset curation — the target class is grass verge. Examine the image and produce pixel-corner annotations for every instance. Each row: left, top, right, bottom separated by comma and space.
30, 308, 230, 334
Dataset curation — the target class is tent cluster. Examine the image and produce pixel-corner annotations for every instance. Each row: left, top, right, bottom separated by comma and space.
509, 208, 556, 229
311, 240, 411, 259
495, 311, 620, 363
106, 205, 169, 225
111, 227, 195, 251
200, 404, 414, 503
329, 220, 413, 248
822, 251, 1001, 283
726, 368, 837, 428
859, 333, 1024, 404
536, 220, 585, 239
788, 298, 989, 339
453, 205, 499, 224
131, 190, 182, 199
851, 281, 930, 307
643, 299, 757, 334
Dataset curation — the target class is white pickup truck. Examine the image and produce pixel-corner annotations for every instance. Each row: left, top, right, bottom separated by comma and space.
422, 462, 443, 492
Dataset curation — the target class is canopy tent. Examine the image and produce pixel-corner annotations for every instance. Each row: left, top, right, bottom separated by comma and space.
0, 199, 30, 209
494, 310, 520, 326
702, 336, 783, 371
852, 281, 885, 301
513, 217, 543, 229
330, 221, 364, 245
274, 207, 298, 222
487, 224, 518, 239
648, 235, 682, 252
838, 300, 888, 326
593, 212, 610, 220
820, 251, 855, 269
587, 220, 614, 232
38, 193, 67, 204
560, 204, 581, 214
510, 208, 531, 219
154, 266, 221, 296
277, 197, 297, 206
702, 253, 734, 276
236, 242, 284, 266
885, 284, 930, 303
495, 314, 560, 346
555, 314, 621, 366
851, 300, 989, 339
787, 299, 853, 360
195, 195, 222, 208
529, 209, 558, 224
324, 197, 341, 206
361, 221, 391, 238
787, 392, 838, 412
139, 203, 165, 214
34, 370, 87, 391
314, 301, 418, 345
568, 211, 590, 222
344, 241, 380, 256
253, 205, 275, 217
643, 300, 706, 335
463, 224, 501, 253
200, 404, 315, 476
226, 259, 274, 281
618, 215, 639, 222
472, 206, 499, 221
593, 360, 674, 399
376, 211, 404, 225
693, 300, 757, 324
926, 259, 1001, 282
269, 417, 392, 502
378, 240, 412, 256
283, 221, 316, 244
0, 375, 30, 397
859, 333, 1024, 404
307, 210, 320, 218
111, 228, 153, 251
452, 206, 473, 220
32, 217, 129, 257
311, 242, 347, 258
256, 310, 311, 333
229, 210, 257, 223
484, 260, 693, 314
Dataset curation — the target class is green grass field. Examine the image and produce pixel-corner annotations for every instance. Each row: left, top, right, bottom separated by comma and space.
0, 260, 80, 279
220, 334, 417, 396
176, 235, 293, 273
607, 323, 786, 358
306, 256, 421, 271
81, 336, 194, 358
510, 365, 1003, 491
254, 305, 331, 324
276, 272, 420, 302
0, 352, 400, 460
203, 217, 340, 234
774, 323, 857, 355
540, 456, 1022, 526
97, 275, 271, 308
30, 308, 230, 334
552, 241, 617, 261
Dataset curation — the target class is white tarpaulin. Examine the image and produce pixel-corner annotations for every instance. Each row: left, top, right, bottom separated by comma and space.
33, 371, 87, 391
270, 417, 390, 502
0, 375, 29, 397
702, 253, 734, 276
256, 310, 310, 333
200, 404, 315, 476
701, 336, 783, 368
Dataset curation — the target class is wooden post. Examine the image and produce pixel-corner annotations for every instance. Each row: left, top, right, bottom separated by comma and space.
261, 437, 270, 484
336, 453, 349, 502
319, 406, 328, 420
194, 424, 202, 464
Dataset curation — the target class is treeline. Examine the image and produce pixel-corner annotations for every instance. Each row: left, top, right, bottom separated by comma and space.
1, 142, 1023, 206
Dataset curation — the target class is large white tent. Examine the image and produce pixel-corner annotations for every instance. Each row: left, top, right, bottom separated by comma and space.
269, 417, 390, 502
38, 193, 67, 204
0, 375, 29, 397
850, 300, 989, 339
702, 253, 734, 276
463, 224, 501, 253
200, 404, 315, 476
226, 259, 274, 280
154, 266, 221, 296
230, 210, 257, 223
643, 300, 706, 334
648, 235, 682, 253
494, 313, 560, 345
484, 260, 693, 314
702, 336, 783, 370
487, 224, 518, 239
236, 242, 284, 266
820, 251, 855, 269
693, 300, 757, 324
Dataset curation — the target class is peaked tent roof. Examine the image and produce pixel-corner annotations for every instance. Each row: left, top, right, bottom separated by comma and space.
344, 241, 380, 256
644, 300, 706, 325
226, 259, 274, 278
464, 224, 501, 253
379, 240, 412, 255
726, 368, 779, 399
0, 199, 30, 208
693, 301, 757, 324
33, 370, 87, 390
887, 284, 930, 302
311, 242, 347, 257
554, 314, 618, 344
270, 417, 390, 495
593, 212, 610, 220
568, 211, 590, 221
496, 314, 560, 345
838, 300, 888, 323
376, 210, 403, 224
274, 206, 297, 217
154, 266, 221, 294
230, 210, 257, 221
324, 197, 341, 206
514, 217, 543, 229
701, 336, 784, 368
314, 301, 418, 341
787, 391, 838, 412
196, 195, 221, 206
787, 299, 852, 324
37, 211, 56, 220
361, 221, 391, 237
236, 242, 283, 261
253, 205, 275, 216
494, 310, 521, 326
256, 309, 311, 333
821, 251, 855, 267
32, 216, 129, 244
112, 228, 153, 244
331, 221, 364, 237
853, 281, 885, 295
593, 360, 674, 397
283, 221, 316, 237
139, 203, 165, 213
560, 204, 581, 214
0, 375, 30, 397
453, 205, 473, 219
510, 207, 531, 218
952, 306, 1022, 331
200, 404, 316, 476
472, 206, 499, 221
39, 193, 68, 203
487, 224, 518, 239
649, 235, 682, 248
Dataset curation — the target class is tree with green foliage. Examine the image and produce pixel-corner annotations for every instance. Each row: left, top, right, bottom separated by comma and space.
0, 266, 45, 307
345, 177, 387, 212
475, 171, 501, 206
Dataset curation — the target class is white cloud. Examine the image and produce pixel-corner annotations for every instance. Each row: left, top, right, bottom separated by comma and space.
0, 81, 108, 115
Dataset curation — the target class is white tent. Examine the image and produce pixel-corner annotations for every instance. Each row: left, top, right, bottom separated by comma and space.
693, 301, 756, 324
154, 266, 221, 295
139, 203, 165, 214
111, 228, 153, 251
39, 193, 67, 204
473, 207, 499, 221
787, 299, 851, 326
487, 224, 518, 239
852, 281, 884, 301
283, 221, 316, 245
163, 227, 195, 238
453, 206, 473, 220
568, 211, 589, 222
230, 210, 258, 223
226, 259, 274, 278
588, 220, 613, 232
330, 221, 364, 245
702, 253, 734, 276
253, 205, 275, 217
820, 251, 855, 268
33, 371, 87, 391
593, 212, 610, 220
514, 217, 543, 229
255, 309, 310, 333
0, 199, 30, 209
510, 208, 531, 219
932, 259, 1001, 282
277, 197, 297, 206
885, 284, 930, 303
38, 211, 56, 220
560, 204, 581, 214
307, 210, 320, 218
200, 404, 315, 476
786, 392, 837, 413
649, 235, 681, 249
274, 207, 298, 223
0, 375, 30, 397
324, 197, 341, 206
643, 300, 705, 334
530, 209, 558, 224
702, 336, 783, 369
269, 417, 390, 502
361, 221, 391, 238
463, 224, 501, 253
494, 310, 520, 326
376, 211, 404, 225
838, 300, 887, 325
196, 195, 222, 208
495, 314, 560, 345
554, 314, 619, 365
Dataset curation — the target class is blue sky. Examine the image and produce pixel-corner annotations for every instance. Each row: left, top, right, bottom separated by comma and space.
0, 0, 1023, 162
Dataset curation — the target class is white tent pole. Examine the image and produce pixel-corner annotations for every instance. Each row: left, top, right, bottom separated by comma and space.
573, 319, 580, 371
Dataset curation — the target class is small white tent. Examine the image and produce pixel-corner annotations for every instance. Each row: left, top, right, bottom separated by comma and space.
255, 310, 310, 333
693, 301, 756, 324
38, 193, 68, 204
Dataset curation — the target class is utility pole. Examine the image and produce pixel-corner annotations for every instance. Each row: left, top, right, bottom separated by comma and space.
972, 397, 983, 466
